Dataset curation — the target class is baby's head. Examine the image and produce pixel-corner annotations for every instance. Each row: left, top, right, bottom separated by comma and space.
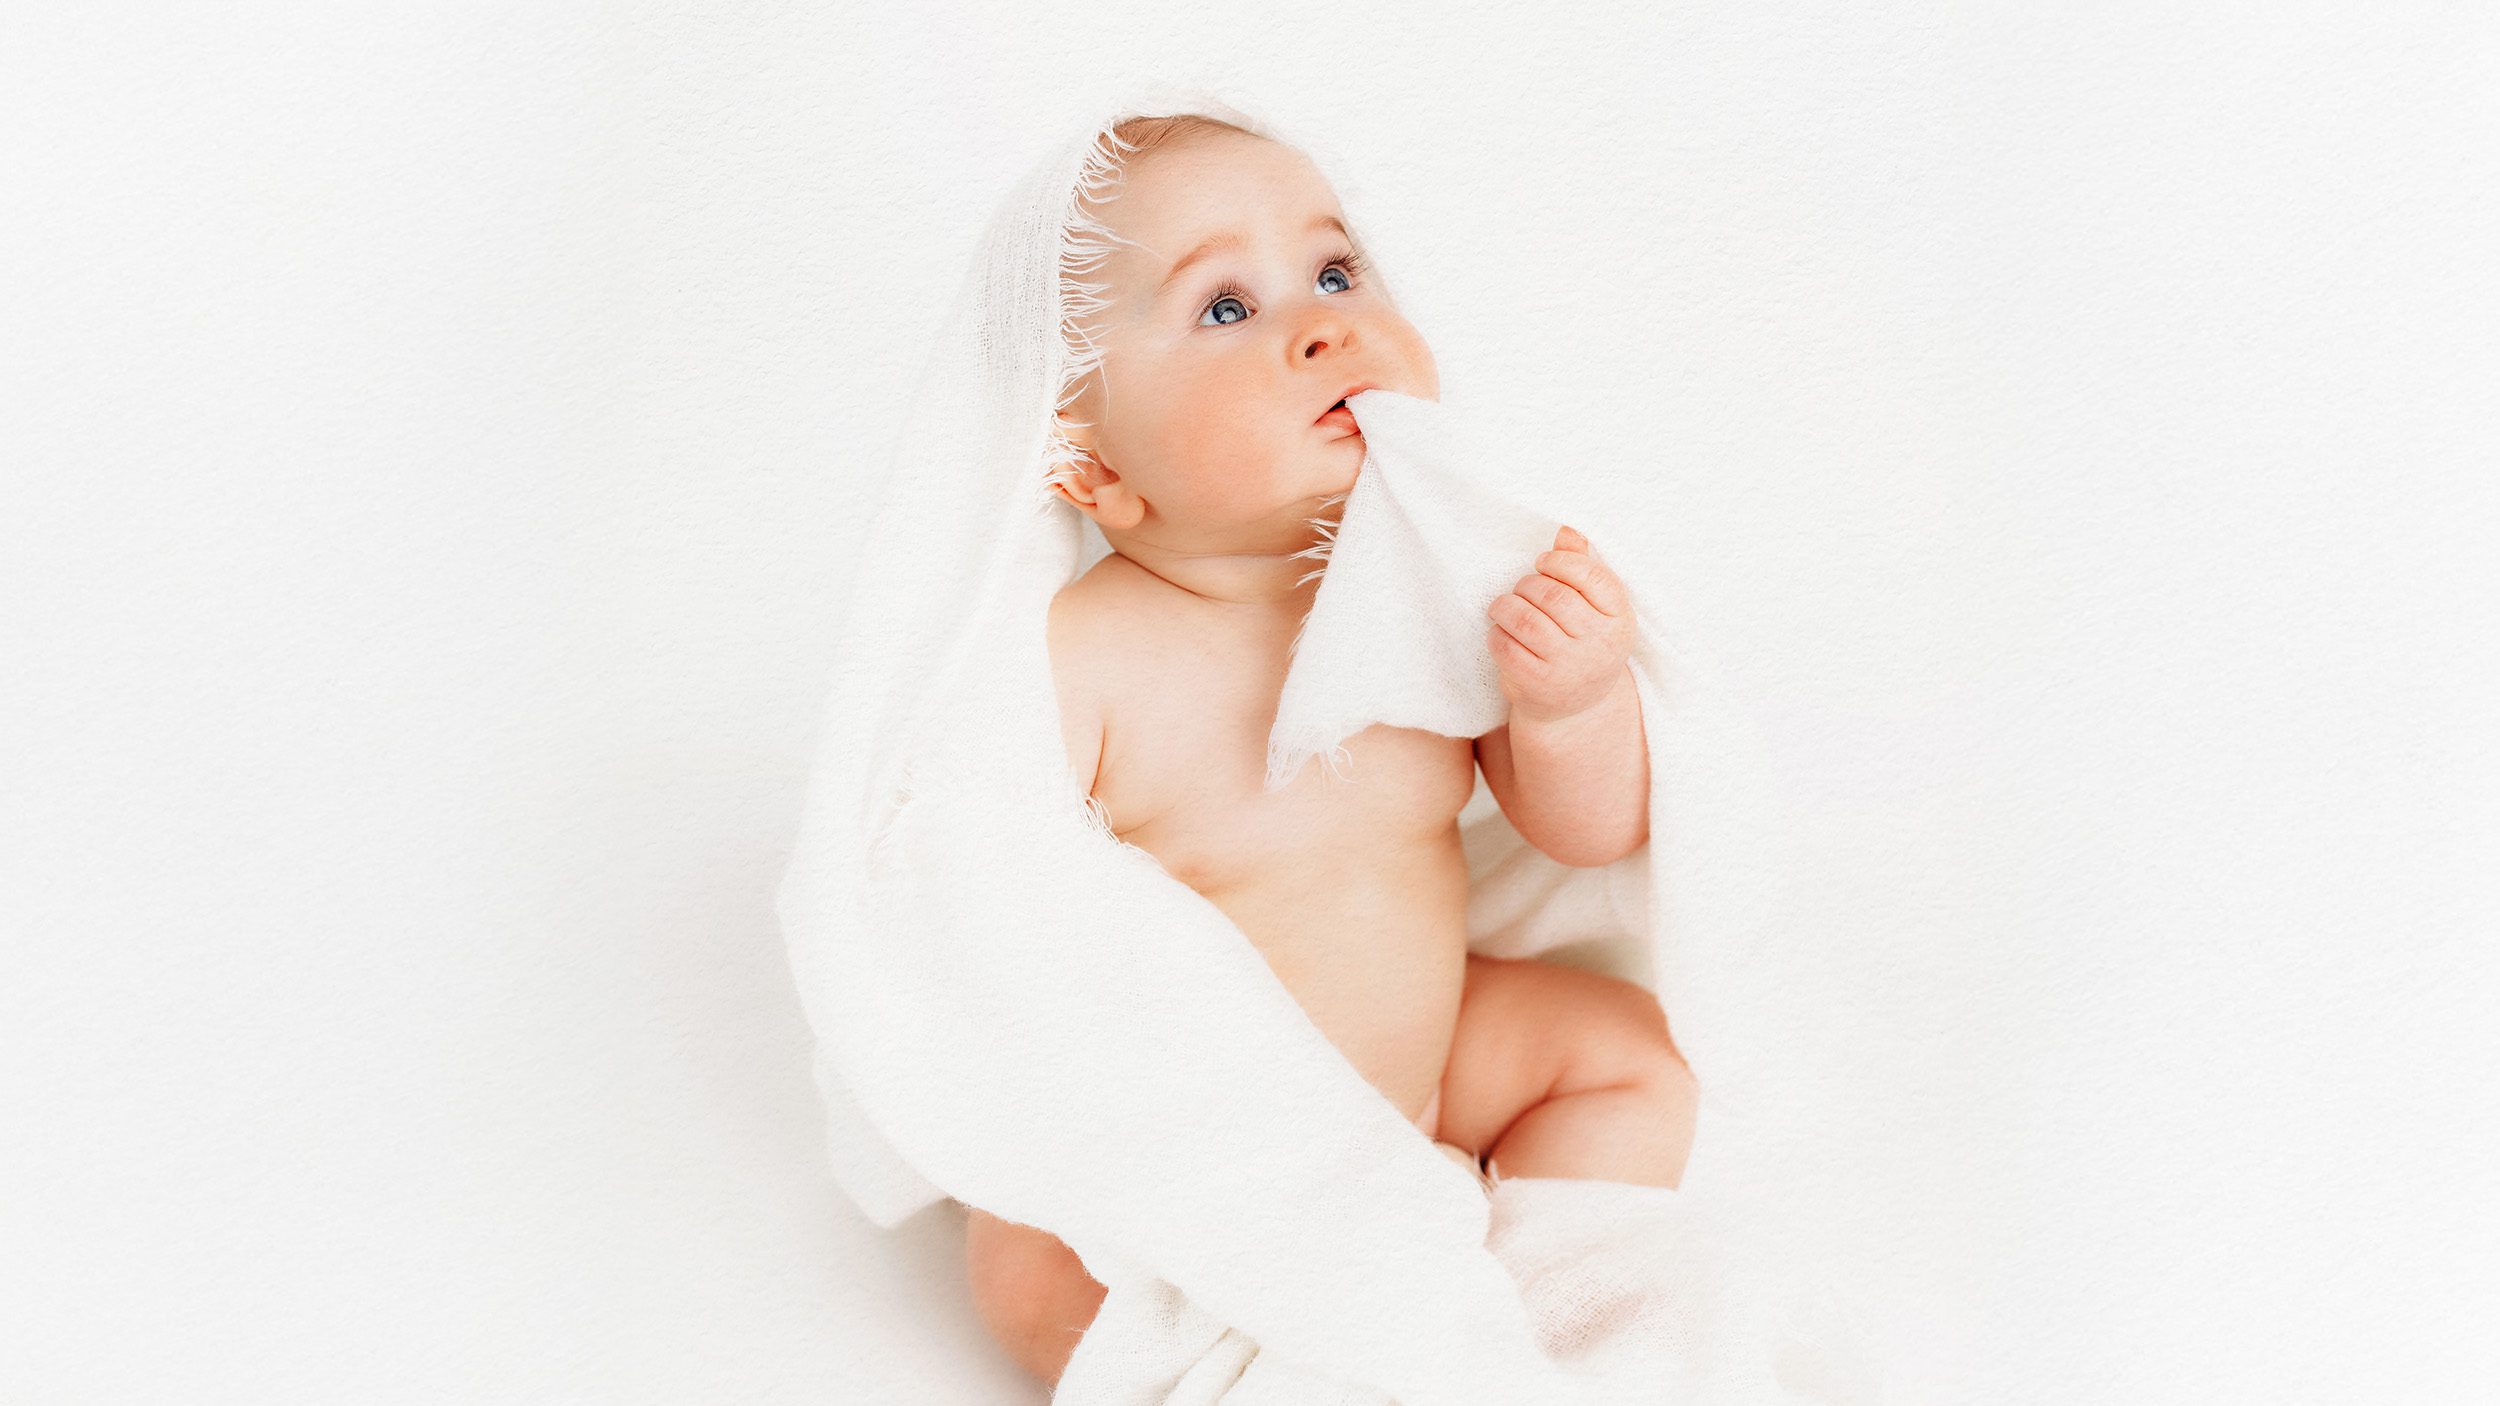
1046, 114, 1439, 563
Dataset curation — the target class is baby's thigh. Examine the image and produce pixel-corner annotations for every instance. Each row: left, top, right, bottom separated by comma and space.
1431, 953, 1693, 1156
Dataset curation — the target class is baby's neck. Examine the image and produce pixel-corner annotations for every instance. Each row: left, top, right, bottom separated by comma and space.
1106, 540, 1323, 610
1105, 542, 1320, 607
1103, 507, 1338, 610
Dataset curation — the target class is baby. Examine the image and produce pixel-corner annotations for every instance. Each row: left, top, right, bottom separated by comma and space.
963, 114, 1699, 1389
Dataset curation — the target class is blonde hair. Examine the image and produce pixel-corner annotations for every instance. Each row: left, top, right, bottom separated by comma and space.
1043, 114, 1270, 502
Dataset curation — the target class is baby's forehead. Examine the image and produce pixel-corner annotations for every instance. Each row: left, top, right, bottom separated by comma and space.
1099, 139, 1340, 253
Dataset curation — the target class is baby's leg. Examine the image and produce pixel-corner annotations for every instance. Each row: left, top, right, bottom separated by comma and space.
1433, 953, 1698, 1188
963, 1205, 1107, 1388
1419, 1087, 1496, 1188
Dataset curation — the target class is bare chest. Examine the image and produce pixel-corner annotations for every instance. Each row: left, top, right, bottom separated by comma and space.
1089, 604, 1477, 898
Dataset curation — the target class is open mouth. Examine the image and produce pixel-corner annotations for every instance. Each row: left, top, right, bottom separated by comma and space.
1317, 381, 1378, 433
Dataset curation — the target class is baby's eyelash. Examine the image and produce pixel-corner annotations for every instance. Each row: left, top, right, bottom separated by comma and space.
1201, 247, 1369, 321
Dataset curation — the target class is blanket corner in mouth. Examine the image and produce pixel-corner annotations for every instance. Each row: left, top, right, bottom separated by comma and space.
773, 84, 1877, 1406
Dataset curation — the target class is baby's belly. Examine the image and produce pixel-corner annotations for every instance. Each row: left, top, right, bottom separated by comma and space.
1156, 824, 1475, 1128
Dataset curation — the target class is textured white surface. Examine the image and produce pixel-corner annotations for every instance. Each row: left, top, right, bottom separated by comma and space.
5, 3, 2495, 1403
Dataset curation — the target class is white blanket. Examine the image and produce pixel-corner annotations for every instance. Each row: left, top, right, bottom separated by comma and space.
774, 90, 1875, 1404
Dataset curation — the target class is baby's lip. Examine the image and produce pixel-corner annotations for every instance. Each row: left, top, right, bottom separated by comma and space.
1315, 381, 1380, 424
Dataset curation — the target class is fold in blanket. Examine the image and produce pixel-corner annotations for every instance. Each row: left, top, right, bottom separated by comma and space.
1062, 1175, 1879, 1404
774, 85, 1875, 1403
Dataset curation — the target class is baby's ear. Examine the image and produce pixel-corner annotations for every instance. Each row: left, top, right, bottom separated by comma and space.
1050, 452, 1145, 530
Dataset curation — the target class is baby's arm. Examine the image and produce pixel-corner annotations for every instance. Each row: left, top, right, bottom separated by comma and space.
1475, 672, 1647, 866
1046, 580, 1108, 797
1474, 526, 1649, 867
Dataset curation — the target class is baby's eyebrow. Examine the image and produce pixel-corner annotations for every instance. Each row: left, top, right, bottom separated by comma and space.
1154, 215, 1350, 299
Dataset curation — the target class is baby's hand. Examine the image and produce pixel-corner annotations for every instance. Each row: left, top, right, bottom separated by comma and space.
1487, 525, 1636, 727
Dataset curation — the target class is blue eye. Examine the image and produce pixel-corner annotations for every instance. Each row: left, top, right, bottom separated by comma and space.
1197, 248, 1369, 328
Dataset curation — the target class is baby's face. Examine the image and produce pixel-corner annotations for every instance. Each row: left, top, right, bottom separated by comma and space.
1056, 131, 1439, 546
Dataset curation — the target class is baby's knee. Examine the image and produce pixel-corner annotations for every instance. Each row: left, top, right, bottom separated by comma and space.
1566, 969, 1693, 1093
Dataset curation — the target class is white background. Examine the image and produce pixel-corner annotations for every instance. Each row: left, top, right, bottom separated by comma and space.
5, 3, 2495, 1401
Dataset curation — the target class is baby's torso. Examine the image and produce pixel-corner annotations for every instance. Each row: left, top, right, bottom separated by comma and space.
1048, 553, 1480, 1126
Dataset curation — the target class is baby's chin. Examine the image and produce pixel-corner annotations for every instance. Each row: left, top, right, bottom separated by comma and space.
1300, 488, 1351, 521
1290, 455, 1360, 511
1284, 485, 1355, 542
1233, 491, 1350, 541
1326, 443, 1367, 497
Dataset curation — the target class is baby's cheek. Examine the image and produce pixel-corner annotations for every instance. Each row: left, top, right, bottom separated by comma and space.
1398, 327, 1441, 399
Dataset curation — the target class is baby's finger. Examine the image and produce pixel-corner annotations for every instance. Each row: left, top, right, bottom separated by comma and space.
1533, 546, 1627, 619
1487, 620, 1548, 672
1513, 571, 1609, 640
1488, 591, 1566, 662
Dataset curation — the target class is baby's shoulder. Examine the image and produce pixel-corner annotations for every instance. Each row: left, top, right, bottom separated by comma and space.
1048, 554, 1206, 799
1045, 556, 1145, 795
1048, 552, 1171, 662
1047, 553, 1134, 665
